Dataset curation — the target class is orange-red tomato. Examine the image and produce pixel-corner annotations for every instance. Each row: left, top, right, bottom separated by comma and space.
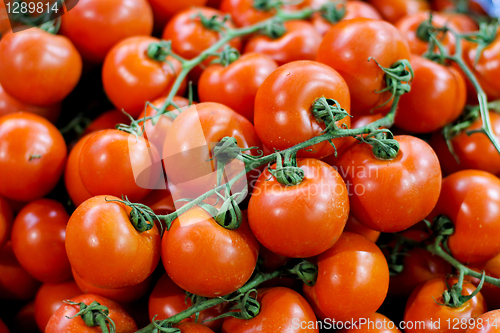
466, 310, 500, 333
82, 110, 131, 135
368, 0, 429, 23
147, 0, 208, 31
65, 135, 93, 207
0, 196, 13, 248
343, 215, 380, 243
220, 0, 275, 27
176, 323, 216, 333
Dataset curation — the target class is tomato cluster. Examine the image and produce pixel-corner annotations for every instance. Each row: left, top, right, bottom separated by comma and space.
1, 0, 500, 333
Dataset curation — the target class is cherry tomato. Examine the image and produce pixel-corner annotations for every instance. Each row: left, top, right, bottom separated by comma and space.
441, 12, 478, 33
222, 287, 319, 333
198, 53, 278, 122
0, 83, 61, 123
0, 112, 67, 202
220, 0, 275, 27
0, 242, 41, 300
162, 207, 259, 297
468, 254, 500, 311
140, 187, 176, 215
0, 28, 82, 106
343, 215, 380, 243
336, 135, 442, 233
244, 20, 322, 66
45, 294, 137, 333
34, 281, 82, 332
176, 323, 215, 333
79, 129, 161, 202
368, 0, 429, 23
429, 170, 500, 264
317, 18, 410, 116
303, 232, 389, 322
60, 0, 153, 63
404, 277, 486, 333
248, 158, 349, 258
254, 60, 350, 159
466, 310, 500, 333
395, 54, 466, 133
0, 196, 12, 248
147, 0, 208, 31
149, 273, 227, 331
102, 36, 186, 118
82, 110, 131, 135
65, 135, 93, 207
66, 195, 161, 289
337, 313, 402, 333
11, 199, 72, 283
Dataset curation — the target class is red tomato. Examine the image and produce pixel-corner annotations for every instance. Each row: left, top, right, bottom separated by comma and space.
148, 273, 227, 331
162, 102, 262, 199
337, 313, 402, 333
147, 0, 208, 31
162, 207, 259, 297
429, 170, 500, 264
0, 29, 82, 106
244, 20, 322, 66
198, 53, 278, 122
0, 318, 8, 333
222, 287, 319, 333
0, 196, 13, 248
343, 215, 380, 243
404, 277, 486, 333
45, 294, 137, 333
395, 54, 466, 133
219, 0, 275, 27
176, 323, 215, 333
336, 135, 442, 233
65, 135, 93, 207
303, 232, 389, 322
79, 129, 161, 202
60, 0, 153, 62
12, 302, 38, 333
140, 187, 176, 215
0, 242, 41, 300
468, 254, 500, 311
34, 281, 82, 332
102, 36, 186, 118
317, 18, 410, 116
466, 310, 500, 333
258, 244, 289, 272
441, 12, 478, 33
254, 60, 350, 159
248, 158, 349, 258
11, 199, 72, 283
82, 110, 131, 135
368, 0, 429, 23
430, 112, 500, 176
0, 83, 61, 123
0, 113, 67, 202
66, 195, 161, 289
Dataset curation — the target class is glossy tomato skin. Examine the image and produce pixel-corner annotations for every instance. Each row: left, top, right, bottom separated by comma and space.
198, 53, 278, 122
220, 0, 275, 27
254, 60, 350, 159
395, 55, 465, 133
11, 199, 72, 283
466, 310, 500, 333
66, 195, 161, 289
303, 232, 389, 322
317, 18, 410, 116
343, 215, 380, 243
429, 170, 500, 264
368, 0, 429, 23
34, 281, 82, 332
147, 0, 208, 31
102, 36, 185, 118
337, 313, 402, 333
222, 287, 318, 333
248, 158, 349, 258
82, 110, 131, 135
0, 113, 67, 202
79, 129, 161, 202
149, 273, 227, 331
45, 294, 137, 333
65, 135, 93, 207
0, 318, 8, 333
244, 20, 322, 66
60, 0, 153, 62
176, 323, 215, 332
0, 196, 13, 248
468, 254, 500, 311
0, 29, 82, 106
404, 277, 486, 333
162, 207, 259, 297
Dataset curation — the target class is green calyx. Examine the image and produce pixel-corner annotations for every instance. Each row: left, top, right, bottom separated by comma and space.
253, 0, 281, 11
319, 2, 346, 24
267, 150, 304, 186
359, 129, 400, 160
462, 20, 498, 65
286, 260, 318, 286
147, 40, 173, 62
65, 301, 116, 333
104, 196, 159, 233
211, 45, 241, 67
196, 12, 230, 33
438, 273, 486, 308
260, 18, 287, 39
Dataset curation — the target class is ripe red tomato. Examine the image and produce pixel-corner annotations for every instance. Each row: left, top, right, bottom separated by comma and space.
66, 195, 161, 289
147, 0, 208, 31
317, 18, 410, 116
468, 254, 500, 311
148, 273, 227, 331
0, 196, 12, 248
176, 323, 215, 333
0, 29, 82, 106
395, 54, 466, 133
162, 207, 259, 297
12, 301, 38, 333
0, 318, 8, 333
303, 232, 389, 322
45, 294, 137, 333
0, 83, 61, 123
0, 112, 67, 202
140, 187, 176, 215
430, 111, 500, 176
244, 20, 322, 66
65, 135, 93, 207
198, 53, 278, 122
11, 199, 72, 283
0, 242, 41, 300
248, 158, 349, 258
368, 0, 429, 23
441, 13, 478, 33
222, 287, 319, 333
102, 36, 186, 118
404, 277, 486, 333
220, 0, 275, 27
337, 313, 402, 333
34, 281, 82, 332
336, 135, 442, 233
466, 310, 500, 333
82, 110, 131, 135
254, 60, 350, 159
343, 215, 380, 243
79, 129, 161, 202
429, 170, 500, 264
60, 0, 153, 62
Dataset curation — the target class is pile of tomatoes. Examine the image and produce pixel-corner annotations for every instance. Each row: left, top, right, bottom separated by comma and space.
1, 0, 500, 332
